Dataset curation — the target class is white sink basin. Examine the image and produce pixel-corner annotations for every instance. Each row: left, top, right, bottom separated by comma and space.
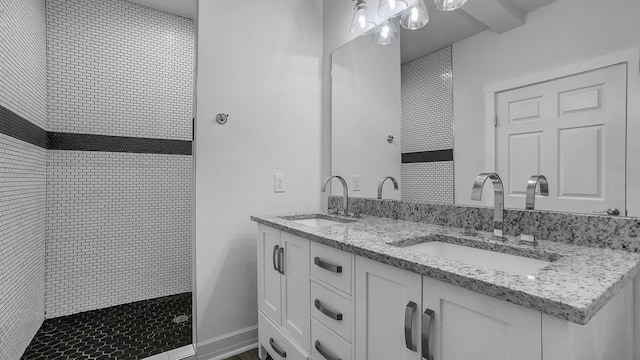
281, 214, 355, 227
291, 218, 347, 227
405, 241, 551, 276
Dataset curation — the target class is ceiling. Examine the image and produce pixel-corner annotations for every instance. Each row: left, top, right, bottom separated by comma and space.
126, 0, 196, 19
400, 0, 556, 63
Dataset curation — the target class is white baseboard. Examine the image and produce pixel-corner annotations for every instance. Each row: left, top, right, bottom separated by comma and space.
196, 325, 258, 360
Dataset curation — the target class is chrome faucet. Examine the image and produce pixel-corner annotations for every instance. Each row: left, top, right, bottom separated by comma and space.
520, 175, 549, 246
525, 175, 549, 210
471, 173, 504, 238
377, 176, 399, 199
321, 175, 349, 216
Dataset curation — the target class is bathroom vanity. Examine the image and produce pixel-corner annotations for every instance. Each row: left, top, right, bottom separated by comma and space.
252, 212, 640, 360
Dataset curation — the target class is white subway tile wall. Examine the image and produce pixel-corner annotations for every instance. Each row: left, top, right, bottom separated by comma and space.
0, 0, 48, 130
45, 151, 193, 317
43, 0, 195, 317
0, 135, 47, 360
0, 1, 48, 359
46, 0, 194, 140
400, 46, 454, 204
401, 162, 454, 204
401, 46, 453, 153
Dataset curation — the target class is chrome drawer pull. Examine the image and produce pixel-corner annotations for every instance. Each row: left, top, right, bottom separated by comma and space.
404, 301, 417, 351
314, 257, 342, 273
422, 308, 435, 360
314, 299, 343, 321
278, 247, 285, 275
315, 340, 342, 360
272, 245, 280, 273
270, 337, 287, 358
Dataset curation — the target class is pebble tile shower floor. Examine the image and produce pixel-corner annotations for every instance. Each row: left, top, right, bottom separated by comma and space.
21, 293, 192, 360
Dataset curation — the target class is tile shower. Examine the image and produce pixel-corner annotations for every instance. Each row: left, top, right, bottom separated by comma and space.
0, 0, 194, 359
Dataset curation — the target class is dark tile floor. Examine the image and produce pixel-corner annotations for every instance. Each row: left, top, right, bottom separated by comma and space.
21, 292, 192, 360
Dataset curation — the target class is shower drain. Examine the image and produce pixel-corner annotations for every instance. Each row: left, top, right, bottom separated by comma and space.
173, 314, 189, 324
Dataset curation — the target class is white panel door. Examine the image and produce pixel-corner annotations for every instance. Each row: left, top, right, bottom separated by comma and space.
258, 225, 282, 325
422, 277, 541, 360
280, 233, 310, 353
354, 257, 422, 360
496, 64, 627, 214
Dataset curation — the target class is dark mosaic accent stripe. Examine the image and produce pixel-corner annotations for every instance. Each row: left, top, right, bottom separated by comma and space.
0, 105, 48, 148
1, 104, 192, 154
48, 132, 192, 155
402, 149, 453, 163
21, 292, 192, 360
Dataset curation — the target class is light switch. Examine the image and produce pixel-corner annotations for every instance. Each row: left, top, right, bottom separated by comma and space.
274, 174, 285, 193
352, 175, 361, 191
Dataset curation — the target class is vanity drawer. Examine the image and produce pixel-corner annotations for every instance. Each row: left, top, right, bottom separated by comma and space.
310, 281, 352, 342
310, 242, 353, 295
311, 319, 352, 360
259, 312, 307, 360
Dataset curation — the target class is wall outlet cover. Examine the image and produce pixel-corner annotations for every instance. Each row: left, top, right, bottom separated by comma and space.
274, 174, 285, 193
352, 175, 361, 191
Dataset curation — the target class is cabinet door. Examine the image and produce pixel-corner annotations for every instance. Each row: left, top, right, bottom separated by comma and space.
422, 276, 541, 360
355, 256, 422, 360
258, 225, 282, 325
281, 232, 310, 352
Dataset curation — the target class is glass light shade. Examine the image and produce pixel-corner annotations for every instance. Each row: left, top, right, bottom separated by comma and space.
400, 0, 429, 30
434, 0, 467, 11
350, 0, 376, 34
378, 0, 409, 18
372, 19, 399, 46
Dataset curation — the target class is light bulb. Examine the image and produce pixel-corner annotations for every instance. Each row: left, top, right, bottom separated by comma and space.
400, 0, 429, 30
434, 0, 467, 11
378, 0, 408, 18
350, 0, 376, 34
372, 19, 399, 45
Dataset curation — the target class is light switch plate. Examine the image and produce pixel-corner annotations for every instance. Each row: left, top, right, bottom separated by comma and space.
274, 174, 285, 193
352, 175, 361, 191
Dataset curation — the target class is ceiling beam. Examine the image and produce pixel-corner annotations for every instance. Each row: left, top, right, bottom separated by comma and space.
461, 0, 525, 34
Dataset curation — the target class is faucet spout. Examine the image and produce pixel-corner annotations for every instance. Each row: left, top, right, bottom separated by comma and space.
377, 176, 399, 199
321, 175, 349, 216
471, 173, 504, 238
525, 175, 549, 210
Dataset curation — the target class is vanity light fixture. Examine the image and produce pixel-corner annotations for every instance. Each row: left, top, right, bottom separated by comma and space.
372, 19, 399, 45
400, 0, 429, 30
350, 0, 376, 34
351, 0, 467, 45
377, 0, 409, 18
434, 0, 467, 11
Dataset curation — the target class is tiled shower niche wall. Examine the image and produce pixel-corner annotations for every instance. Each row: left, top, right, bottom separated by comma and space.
0, 0, 48, 359
44, 0, 194, 318
401, 46, 454, 204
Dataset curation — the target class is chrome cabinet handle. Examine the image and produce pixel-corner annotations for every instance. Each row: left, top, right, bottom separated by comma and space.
405, 301, 417, 351
314, 299, 343, 321
278, 247, 285, 275
314, 257, 342, 273
422, 308, 435, 360
270, 337, 287, 358
272, 245, 280, 273
315, 340, 342, 360
593, 208, 620, 216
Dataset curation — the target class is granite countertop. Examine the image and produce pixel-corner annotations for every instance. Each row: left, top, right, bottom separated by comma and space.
251, 212, 640, 325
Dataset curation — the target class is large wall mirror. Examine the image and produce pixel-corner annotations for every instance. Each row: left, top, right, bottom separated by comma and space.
330, 0, 640, 217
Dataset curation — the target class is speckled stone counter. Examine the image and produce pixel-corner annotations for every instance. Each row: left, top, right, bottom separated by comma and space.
251, 213, 640, 325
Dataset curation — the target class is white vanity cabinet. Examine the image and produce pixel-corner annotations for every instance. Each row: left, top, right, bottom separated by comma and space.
257, 225, 310, 359
354, 256, 423, 360
310, 242, 355, 360
422, 277, 541, 360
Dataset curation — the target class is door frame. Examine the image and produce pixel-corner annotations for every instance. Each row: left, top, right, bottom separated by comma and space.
483, 47, 640, 216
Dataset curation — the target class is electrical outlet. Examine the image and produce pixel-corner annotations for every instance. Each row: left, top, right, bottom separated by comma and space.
274, 174, 285, 193
352, 175, 361, 191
